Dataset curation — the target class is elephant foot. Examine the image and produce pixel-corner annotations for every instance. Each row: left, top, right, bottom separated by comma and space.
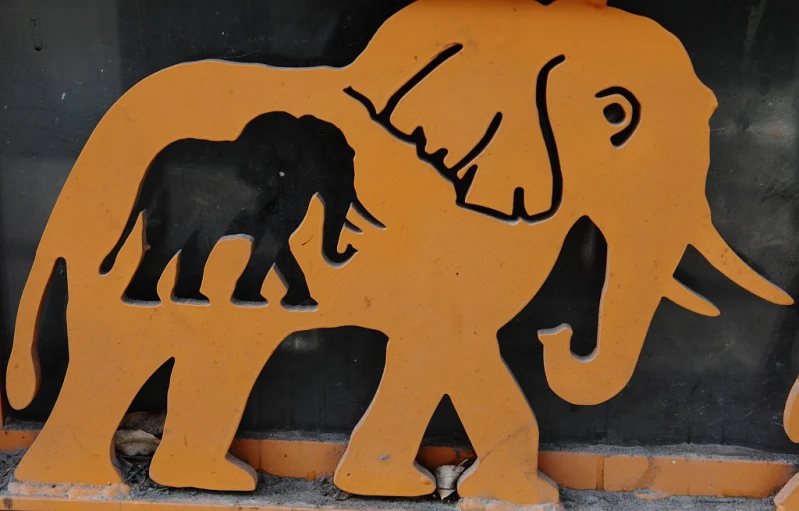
14, 432, 122, 487
456, 449, 558, 505
150, 450, 257, 491
281, 291, 318, 308
334, 454, 435, 496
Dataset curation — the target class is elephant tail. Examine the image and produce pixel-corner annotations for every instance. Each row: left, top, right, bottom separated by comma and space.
99, 201, 145, 274
7, 248, 61, 410
7, 212, 148, 411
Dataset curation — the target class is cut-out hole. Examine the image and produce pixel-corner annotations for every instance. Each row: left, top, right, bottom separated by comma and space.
30, 17, 43, 51
423, 395, 471, 446
596, 86, 641, 148
127, 358, 175, 416
101, 112, 380, 305
500, 216, 606, 362
603, 103, 626, 125
14, 258, 69, 420
238, 327, 387, 433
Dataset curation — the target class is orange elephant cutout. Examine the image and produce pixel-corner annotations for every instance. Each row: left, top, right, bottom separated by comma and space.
776, 381, 799, 510
6, 0, 793, 507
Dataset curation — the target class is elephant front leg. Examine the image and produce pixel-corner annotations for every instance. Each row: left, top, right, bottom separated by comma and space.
451, 348, 558, 505
273, 244, 317, 307
235, 214, 317, 307
149, 350, 263, 491
334, 341, 438, 497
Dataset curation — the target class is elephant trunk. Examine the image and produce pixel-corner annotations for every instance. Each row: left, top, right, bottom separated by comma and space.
321, 194, 357, 265
538, 248, 665, 405
538, 215, 792, 407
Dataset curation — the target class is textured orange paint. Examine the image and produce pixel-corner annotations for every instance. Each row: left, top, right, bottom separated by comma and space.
4, 0, 792, 506
603, 455, 794, 499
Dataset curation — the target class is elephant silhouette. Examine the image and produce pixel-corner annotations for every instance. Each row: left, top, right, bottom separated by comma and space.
99, 112, 381, 306
6, 0, 794, 506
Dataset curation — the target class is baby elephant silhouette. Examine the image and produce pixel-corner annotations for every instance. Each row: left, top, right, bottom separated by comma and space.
100, 112, 381, 306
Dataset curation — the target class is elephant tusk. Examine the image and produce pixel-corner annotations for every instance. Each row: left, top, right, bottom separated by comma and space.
344, 218, 363, 234
351, 197, 386, 230
693, 224, 793, 306
664, 279, 720, 317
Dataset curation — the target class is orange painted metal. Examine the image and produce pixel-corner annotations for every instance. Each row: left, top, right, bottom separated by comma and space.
775, 378, 799, 509
3, 0, 792, 506
776, 475, 799, 511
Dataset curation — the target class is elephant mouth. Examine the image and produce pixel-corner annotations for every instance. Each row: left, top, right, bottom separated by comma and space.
344, 45, 566, 224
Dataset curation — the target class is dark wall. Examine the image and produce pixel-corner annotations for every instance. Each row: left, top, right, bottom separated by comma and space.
0, 0, 798, 452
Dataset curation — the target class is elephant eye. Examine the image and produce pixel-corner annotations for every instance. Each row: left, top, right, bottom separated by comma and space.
603, 103, 626, 125
596, 86, 641, 148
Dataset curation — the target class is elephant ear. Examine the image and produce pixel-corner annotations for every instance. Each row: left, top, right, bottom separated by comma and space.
347, 0, 557, 218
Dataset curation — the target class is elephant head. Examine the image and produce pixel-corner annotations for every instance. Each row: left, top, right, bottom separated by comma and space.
529, 0, 793, 405
304, 121, 384, 266
347, 0, 793, 406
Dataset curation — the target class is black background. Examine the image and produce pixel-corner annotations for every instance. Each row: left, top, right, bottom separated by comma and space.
0, 0, 798, 452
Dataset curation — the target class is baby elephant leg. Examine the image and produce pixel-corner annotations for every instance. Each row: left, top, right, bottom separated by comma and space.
235, 221, 314, 307
274, 245, 316, 307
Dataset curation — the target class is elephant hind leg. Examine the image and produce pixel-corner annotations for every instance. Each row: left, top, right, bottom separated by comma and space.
451, 352, 558, 505
334, 343, 438, 497
15, 347, 169, 486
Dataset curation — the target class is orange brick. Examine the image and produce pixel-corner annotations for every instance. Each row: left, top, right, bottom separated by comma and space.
604, 455, 793, 498
539, 451, 602, 491
259, 439, 345, 480
230, 438, 261, 471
